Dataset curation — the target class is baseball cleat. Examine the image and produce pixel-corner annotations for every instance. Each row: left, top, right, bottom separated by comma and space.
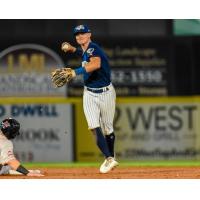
100, 159, 107, 170
100, 157, 119, 174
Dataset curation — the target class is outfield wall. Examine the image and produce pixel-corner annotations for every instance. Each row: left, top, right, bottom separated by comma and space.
76, 96, 200, 161
1, 97, 200, 162
0, 98, 77, 162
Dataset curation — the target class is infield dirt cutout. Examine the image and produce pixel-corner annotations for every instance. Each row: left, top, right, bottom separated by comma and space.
1, 166, 200, 179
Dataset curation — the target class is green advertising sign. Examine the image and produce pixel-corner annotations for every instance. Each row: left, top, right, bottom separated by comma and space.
174, 19, 200, 35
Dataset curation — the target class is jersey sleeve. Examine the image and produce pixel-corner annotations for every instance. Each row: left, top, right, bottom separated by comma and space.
74, 47, 83, 56
86, 46, 101, 58
0, 140, 16, 165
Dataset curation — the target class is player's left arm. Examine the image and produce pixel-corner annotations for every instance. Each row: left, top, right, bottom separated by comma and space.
7, 159, 44, 176
52, 50, 101, 82
84, 56, 101, 73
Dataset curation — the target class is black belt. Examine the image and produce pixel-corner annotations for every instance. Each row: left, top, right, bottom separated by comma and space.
87, 87, 109, 93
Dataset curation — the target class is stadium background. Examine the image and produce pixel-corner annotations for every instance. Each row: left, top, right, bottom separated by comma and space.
1, 19, 200, 171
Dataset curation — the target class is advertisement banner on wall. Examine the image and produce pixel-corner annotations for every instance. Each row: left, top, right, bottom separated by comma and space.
75, 97, 200, 161
114, 102, 200, 160
67, 39, 172, 97
0, 103, 73, 162
0, 44, 66, 97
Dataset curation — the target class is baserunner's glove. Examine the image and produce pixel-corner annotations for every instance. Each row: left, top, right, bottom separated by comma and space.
51, 68, 76, 88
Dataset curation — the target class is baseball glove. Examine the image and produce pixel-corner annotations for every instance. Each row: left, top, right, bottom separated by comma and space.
51, 68, 75, 88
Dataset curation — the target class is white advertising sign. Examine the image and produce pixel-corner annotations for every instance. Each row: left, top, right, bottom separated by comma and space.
115, 103, 200, 160
0, 103, 73, 162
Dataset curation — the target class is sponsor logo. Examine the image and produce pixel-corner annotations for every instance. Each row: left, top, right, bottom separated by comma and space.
11, 105, 58, 117
15, 129, 60, 141
0, 44, 64, 73
0, 44, 65, 96
115, 105, 197, 131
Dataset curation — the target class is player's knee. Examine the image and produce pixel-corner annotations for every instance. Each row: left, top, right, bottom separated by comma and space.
102, 126, 114, 135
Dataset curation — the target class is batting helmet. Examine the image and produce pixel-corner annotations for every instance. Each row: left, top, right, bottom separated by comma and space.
0, 118, 20, 139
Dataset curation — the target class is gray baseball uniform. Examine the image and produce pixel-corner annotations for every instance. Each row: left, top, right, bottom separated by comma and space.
0, 131, 15, 175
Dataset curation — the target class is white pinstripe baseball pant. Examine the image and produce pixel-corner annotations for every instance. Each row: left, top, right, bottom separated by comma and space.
83, 84, 116, 135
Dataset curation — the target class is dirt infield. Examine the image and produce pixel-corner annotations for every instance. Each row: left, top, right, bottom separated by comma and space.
1, 166, 200, 179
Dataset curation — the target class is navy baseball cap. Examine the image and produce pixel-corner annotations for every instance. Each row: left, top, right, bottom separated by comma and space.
73, 25, 91, 35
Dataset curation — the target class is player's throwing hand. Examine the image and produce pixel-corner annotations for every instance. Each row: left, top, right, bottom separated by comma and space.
61, 42, 76, 53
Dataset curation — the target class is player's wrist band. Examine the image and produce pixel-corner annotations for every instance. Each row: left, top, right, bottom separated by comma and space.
16, 165, 29, 175
75, 67, 86, 75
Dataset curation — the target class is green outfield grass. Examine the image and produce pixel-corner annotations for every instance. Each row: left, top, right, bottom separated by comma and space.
24, 160, 200, 168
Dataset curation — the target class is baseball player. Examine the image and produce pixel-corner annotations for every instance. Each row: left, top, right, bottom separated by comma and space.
0, 118, 43, 176
61, 24, 118, 173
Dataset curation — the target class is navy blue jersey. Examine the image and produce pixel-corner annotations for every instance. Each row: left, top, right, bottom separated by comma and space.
75, 42, 111, 88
